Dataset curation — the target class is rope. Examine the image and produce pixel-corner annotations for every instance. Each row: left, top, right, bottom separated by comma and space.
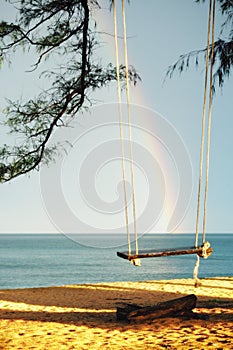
195, 0, 212, 249
194, 0, 215, 283
202, 0, 216, 244
121, 0, 138, 255
113, 0, 131, 255
113, 0, 139, 264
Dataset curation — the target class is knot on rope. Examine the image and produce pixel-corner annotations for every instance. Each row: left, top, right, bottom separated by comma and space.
131, 258, 141, 267
201, 241, 212, 259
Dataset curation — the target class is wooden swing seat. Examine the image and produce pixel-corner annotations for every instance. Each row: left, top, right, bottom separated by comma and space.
117, 243, 213, 261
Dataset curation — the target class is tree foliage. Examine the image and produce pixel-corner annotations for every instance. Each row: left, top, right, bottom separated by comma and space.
0, 0, 139, 182
166, 0, 233, 90
1, 1, 232, 183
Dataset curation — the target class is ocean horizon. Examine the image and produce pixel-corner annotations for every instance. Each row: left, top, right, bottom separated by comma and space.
0, 233, 232, 290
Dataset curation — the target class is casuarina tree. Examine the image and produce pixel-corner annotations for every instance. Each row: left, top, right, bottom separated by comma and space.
0, 0, 139, 182
167, 0, 233, 91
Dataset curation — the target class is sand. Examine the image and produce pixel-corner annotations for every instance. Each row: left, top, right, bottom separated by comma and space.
0, 277, 232, 349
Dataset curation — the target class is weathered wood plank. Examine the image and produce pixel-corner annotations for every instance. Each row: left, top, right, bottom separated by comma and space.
117, 246, 213, 260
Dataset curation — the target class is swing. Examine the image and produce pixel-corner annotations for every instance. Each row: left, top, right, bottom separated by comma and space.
117, 242, 213, 261
113, 0, 215, 272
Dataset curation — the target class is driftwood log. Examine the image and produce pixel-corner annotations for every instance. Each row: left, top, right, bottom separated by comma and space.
116, 294, 197, 322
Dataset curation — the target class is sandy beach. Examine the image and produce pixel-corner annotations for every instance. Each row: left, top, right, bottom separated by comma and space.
0, 277, 232, 349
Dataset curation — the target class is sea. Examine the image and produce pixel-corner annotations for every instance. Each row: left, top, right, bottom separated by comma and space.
0, 233, 232, 290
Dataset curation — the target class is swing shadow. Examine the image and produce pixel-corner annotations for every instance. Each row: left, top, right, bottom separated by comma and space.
0, 283, 232, 327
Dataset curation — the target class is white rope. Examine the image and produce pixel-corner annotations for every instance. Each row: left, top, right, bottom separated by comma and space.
113, 0, 139, 265
195, 0, 212, 249
121, 0, 139, 257
193, 255, 200, 286
113, 0, 131, 255
202, 0, 216, 244
194, 0, 215, 284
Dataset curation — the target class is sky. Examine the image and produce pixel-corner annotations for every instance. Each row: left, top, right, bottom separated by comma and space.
0, 0, 232, 236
